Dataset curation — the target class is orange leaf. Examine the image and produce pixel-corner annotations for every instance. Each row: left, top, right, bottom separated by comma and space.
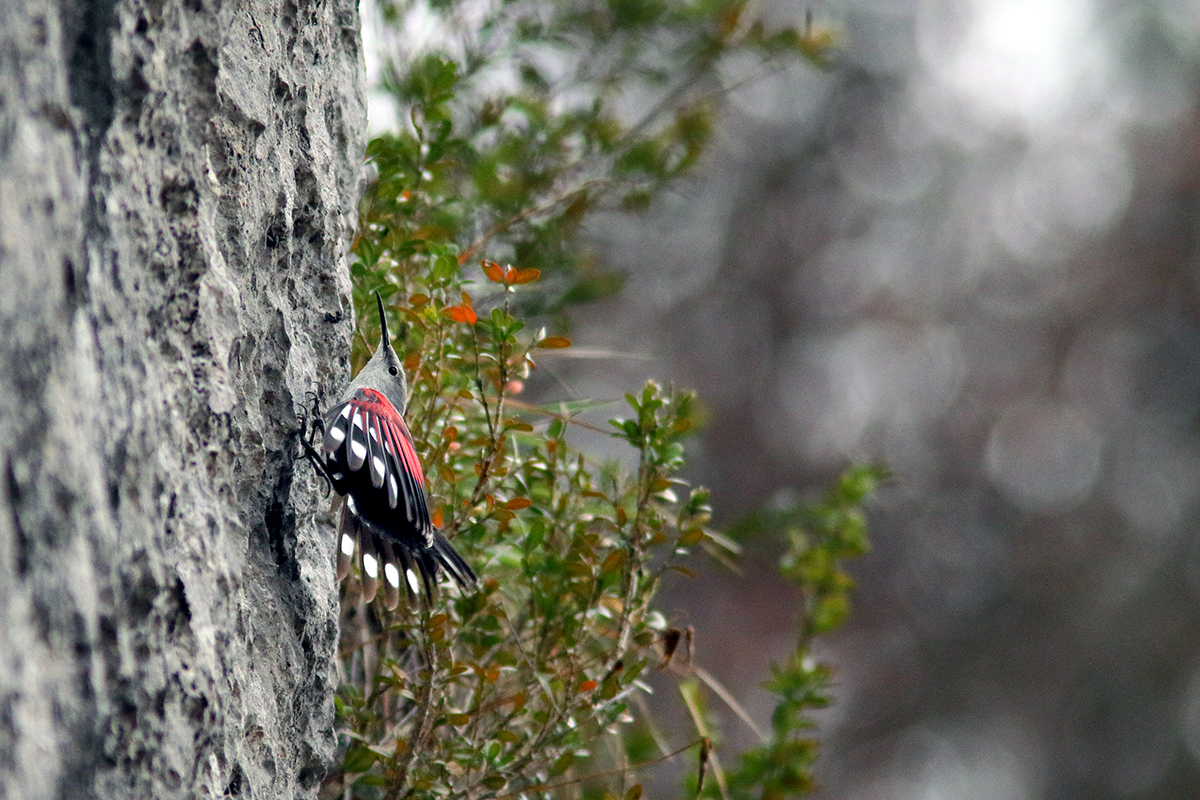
482, 260, 506, 283
510, 268, 541, 285
504, 267, 518, 283
503, 498, 532, 510
579, 680, 597, 693
601, 550, 624, 575
444, 305, 478, 325
432, 507, 444, 527
404, 352, 420, 370
460, 290, 473, 308
538, 336, 572, 349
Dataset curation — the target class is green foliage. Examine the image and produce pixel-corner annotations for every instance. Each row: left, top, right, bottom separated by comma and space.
332, 271, 718, 798
356, 0, 836, 322
328, 2, 860, 799
717, 465, 886, 800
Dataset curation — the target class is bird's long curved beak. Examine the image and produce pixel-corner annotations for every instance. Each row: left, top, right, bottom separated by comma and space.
375, 290, 389, 346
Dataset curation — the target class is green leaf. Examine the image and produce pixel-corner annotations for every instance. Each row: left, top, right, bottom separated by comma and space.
430, 252, 459, 283
343, 746, 377, 774
549, 752, 576, 777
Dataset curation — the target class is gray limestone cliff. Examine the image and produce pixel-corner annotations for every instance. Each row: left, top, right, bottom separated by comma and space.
0, 0, 365, 796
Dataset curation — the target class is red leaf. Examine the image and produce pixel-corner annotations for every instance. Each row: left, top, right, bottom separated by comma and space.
444, 305, 478, 325
510, 268, 541, 284
482, 260, 506, 283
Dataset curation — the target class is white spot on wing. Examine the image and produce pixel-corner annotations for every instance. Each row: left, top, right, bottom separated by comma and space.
351, 439, 368, 461
406, 568, 421, 595
384, 563, 400, 587
363, 553, 379, 578
372, 456, 386, 480
328, 425, 346, 444
340, 533, 355, 556
346, 495, 358, 515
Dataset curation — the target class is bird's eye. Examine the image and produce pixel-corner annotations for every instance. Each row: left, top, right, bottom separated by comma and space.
388, 366, 399, 376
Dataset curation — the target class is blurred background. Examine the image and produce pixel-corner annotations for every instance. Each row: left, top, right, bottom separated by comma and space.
370, 0, 1200, 797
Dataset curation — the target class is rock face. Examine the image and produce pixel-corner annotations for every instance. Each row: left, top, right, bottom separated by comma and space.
0, 0, 365, 797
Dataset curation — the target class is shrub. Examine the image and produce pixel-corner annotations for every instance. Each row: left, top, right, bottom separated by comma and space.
322, 3, 873, 798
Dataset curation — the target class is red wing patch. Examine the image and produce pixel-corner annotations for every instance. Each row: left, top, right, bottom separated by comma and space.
351, 388, 426, 490
321, 388, 428, 525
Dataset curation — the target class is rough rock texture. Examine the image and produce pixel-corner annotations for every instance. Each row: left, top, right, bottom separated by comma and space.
0, 0, 365, 797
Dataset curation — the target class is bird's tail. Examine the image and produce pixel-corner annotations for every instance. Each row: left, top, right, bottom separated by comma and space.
337, 505, 476, 610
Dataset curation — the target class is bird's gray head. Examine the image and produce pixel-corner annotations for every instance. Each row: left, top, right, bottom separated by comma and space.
345, 292, 409, 414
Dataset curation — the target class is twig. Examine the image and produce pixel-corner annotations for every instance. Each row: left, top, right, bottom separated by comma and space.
691, 665, 769, 745
679, 684, 730, 800
492, 738, 707, 800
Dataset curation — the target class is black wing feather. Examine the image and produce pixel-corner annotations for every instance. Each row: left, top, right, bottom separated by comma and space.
319, 389, 476, 606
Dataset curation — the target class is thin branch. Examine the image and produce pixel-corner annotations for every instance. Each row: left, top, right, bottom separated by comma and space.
457, 178, 610, 266
691, 665, 770, 745
679, 685, 730, 800
492, 738, 708, 800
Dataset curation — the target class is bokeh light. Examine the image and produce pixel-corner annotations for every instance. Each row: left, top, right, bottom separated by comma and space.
566, 0, 1200, 796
